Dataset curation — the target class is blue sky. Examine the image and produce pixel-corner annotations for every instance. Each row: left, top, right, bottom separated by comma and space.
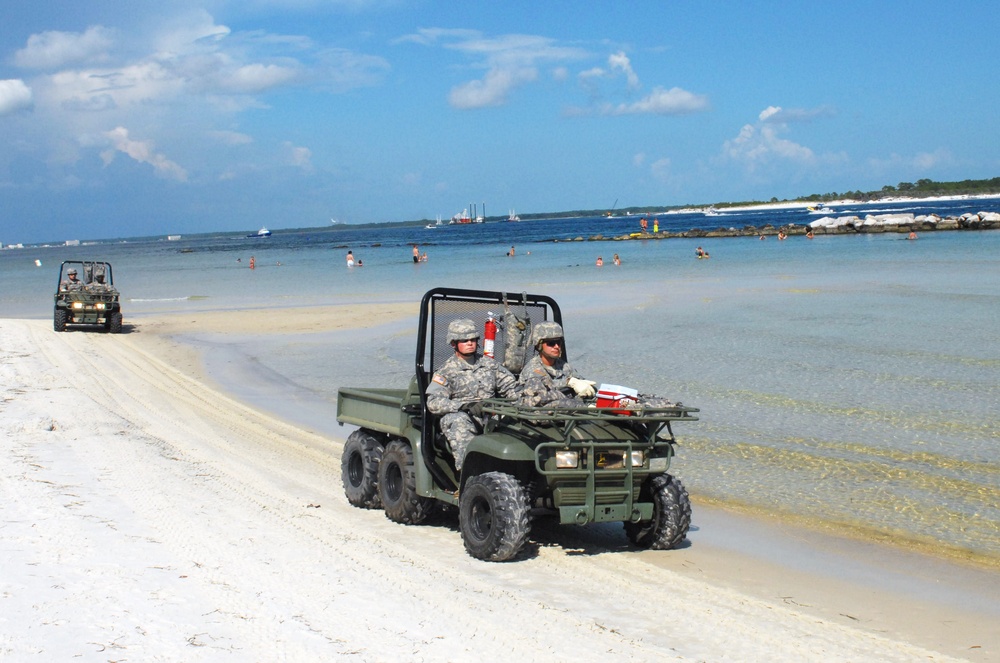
2, 1, 998, 243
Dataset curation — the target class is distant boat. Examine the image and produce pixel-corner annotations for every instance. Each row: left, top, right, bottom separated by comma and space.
247, 227, 272, 238
426, 215, 444, 229
807, 203, 827, 213
450, 209, 472, 224
167, 235, 182, 241
703, 207, 721, 216
508, 209, 520, 222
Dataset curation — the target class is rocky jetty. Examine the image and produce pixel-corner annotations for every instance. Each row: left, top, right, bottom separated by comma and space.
552, 211, 1000, 242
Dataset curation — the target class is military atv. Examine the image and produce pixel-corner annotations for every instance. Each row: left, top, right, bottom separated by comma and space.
53, 260, 123, 333
336, 287, 698, 561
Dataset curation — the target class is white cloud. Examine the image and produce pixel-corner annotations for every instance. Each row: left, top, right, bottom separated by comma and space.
0, 79, 34, 115
224, 63, 301, 93
101, 126, 188, 181
449, 67, 537, 109
402, 29, 587, 110
282, 141, 313, 170
14, 26, 114, 70
759, 104, 835, 123
633, 152, 646, 168
722, 122, 815, 172
601, 86, 709, 116
608, 51, 639, 90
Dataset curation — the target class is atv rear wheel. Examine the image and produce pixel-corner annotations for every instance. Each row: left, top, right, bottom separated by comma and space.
341, 429, 383, 509
378, 439, 433, 524
54, 308, 67, 332
624, 473, 691, 550
459, 472, 530, 562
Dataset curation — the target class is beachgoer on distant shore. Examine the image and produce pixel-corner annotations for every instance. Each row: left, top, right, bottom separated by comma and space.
596, 256, 604, 267
806, 230, 815, 239
249, 256, 256, 270
613, 253, 621, 266
412, 245, 420, 263
507, 245, 515, 257
908, 231, 917, 240
653, 218, 658, 233
696, 246, 710, 259
346, 250, 354, 267
420, 252, 428, 262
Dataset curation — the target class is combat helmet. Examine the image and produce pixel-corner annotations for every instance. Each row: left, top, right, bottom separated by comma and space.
446, 318, 479, 343
530, 321, 564, 349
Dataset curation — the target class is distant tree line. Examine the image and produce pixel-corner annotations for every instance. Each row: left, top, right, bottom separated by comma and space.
797, 176, 1000, 203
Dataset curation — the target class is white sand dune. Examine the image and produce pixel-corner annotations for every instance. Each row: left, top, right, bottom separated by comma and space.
1, 316, 995, 661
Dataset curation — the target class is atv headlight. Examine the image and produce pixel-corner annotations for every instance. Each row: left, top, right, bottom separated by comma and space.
95, 302, 106, 310
630, 450, 645, 467
72, 302, 84, 309
555, 450, 579, 469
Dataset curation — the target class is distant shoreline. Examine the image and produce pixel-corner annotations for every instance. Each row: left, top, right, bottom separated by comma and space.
554, 198, 1000, 242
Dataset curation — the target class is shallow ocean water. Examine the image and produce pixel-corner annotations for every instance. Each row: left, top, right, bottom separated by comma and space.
4, 201, 999, 561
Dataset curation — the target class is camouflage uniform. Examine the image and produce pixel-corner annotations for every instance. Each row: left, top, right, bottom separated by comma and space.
519, 320, 677, 410
426, 320, 520, 471
518, 354, 586, 407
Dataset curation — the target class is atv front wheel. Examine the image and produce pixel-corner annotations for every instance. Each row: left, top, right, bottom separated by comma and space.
108, 311, 123, 334
459, 472, 530, 562
378, 439, 433, 524
54, 308, 67, 332
624, 473, 691, 550
342, 429, 383, 509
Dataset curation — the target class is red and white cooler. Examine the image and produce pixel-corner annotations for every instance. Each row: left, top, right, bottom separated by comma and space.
595, 384, 639, 414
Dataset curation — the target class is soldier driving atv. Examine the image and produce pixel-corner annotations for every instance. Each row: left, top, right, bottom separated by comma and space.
519, 321, 678, 410
425, 319, 520, 471
61, 268, 82, 290
518, 321, 596, 407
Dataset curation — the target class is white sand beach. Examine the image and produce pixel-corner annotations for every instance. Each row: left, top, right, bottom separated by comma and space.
2, 310, 998, 662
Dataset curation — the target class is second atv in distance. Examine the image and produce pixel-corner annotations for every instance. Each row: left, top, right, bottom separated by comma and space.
53, 260, 123, 333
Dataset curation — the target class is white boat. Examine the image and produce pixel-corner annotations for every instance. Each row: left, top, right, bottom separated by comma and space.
451, 209, 472, 224
248, 227, 272, 237
508, 209, 520, 222
167, 235, 182, 241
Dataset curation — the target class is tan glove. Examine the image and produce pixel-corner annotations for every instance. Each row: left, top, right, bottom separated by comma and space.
567, 377, 597, 399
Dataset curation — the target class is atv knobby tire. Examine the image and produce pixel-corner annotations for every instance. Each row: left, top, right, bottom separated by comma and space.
54, 309, 67, 332
459, 471, 530, 562
341, 429, 384, 509
108, 311, 123, 334
624, 473, 691, 550
378, 439, 434, 524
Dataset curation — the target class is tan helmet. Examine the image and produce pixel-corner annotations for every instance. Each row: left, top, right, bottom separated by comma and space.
446, 318, 479, 343
530, 321, 564, 348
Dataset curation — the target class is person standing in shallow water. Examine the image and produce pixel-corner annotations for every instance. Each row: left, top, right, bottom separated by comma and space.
413, 245, 420, 263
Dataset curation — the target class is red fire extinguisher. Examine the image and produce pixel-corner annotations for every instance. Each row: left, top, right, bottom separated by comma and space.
483, 313, 497, 358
